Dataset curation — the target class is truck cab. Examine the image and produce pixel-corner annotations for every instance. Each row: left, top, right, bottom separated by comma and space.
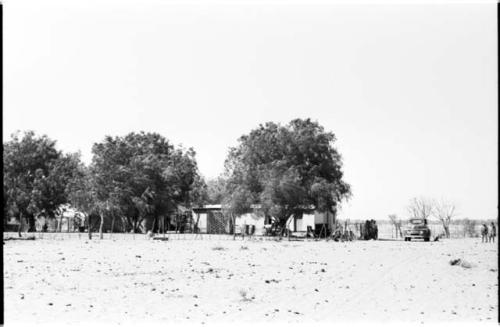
404, 218, 431, 242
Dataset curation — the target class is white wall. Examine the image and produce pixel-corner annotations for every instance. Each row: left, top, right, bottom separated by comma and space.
235, 212, 266, 235
197, 213, 207, 233
286, 211, 334, 232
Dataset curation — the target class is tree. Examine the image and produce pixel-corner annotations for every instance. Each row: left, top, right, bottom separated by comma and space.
66, 165, 102, 239
89, 132, 203, 233
407, 197, 434, 222
388, 214, 403, 238
223, 118, 351, 230
434, 200, 457, 238
188, 174, 209, 207
206, 176, 227, 204
3, 131, 82, 234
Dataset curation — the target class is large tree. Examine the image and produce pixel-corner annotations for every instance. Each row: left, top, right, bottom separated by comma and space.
88, 132, 203, 233
3, 131, 82, 234
223, 118, 351, 229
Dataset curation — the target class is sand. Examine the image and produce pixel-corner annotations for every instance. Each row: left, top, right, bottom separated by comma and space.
3, 235, 498, 325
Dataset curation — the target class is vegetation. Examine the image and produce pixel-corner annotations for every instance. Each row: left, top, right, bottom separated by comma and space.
4, 131, 82, 235
4, 131, 206, 238
406, 197, 460, 238
222, 118, 351, 229
5, 125, 489, 240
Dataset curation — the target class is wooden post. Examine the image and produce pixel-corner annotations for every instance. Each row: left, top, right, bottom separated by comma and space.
88, 214, 92, 240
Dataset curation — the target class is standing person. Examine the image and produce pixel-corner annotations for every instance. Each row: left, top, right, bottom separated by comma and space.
372, 220, 378, 240
489, 222, 496, 243
481, 224, 488, 243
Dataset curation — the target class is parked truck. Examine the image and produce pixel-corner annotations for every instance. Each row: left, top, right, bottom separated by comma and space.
404, 218, 431, 242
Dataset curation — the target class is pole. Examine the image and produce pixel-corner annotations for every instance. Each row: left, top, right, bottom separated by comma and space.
88, 214, 92, 240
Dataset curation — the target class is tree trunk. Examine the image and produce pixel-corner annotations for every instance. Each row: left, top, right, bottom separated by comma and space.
27, 214, 36, 232
444, 225, 450, 238
99, 213, 104, 240
194, 213, 200, 234
152, 216, 157, 234
122, 216, 131, 233
132, 217, 142, 233
132, 218, 137, 233
88, 215, 92, 240
232, 213, 237, 240
111, 214, 115, 234
18, 214, 23, 237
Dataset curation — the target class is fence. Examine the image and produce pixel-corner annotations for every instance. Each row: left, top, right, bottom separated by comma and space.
4, 221, 487, 241
373, 222, 483, 239
3, 231, 244, 241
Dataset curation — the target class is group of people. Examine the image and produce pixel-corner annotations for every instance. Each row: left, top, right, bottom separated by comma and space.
331, 223, 355, 242
481, 222, 496, 243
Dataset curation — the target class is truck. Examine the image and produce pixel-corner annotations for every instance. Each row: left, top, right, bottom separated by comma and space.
404, 218, 431, 242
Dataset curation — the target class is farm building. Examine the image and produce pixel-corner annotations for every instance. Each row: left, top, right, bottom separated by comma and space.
286, 210, 336, 237
191, 204, 336, 236
191, 205, 232, 234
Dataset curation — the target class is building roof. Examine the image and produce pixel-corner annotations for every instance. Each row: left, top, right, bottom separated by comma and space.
192, 204, 222, 212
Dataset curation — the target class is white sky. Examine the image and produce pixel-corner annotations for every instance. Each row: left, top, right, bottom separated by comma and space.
3, 0, 497, 221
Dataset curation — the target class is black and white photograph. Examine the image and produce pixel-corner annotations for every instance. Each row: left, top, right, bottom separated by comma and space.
2, 0, 498, 325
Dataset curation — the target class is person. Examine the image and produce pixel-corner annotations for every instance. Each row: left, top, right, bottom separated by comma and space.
372, 220, 378, 240
481, 224, 488, 243
489, 222, 496, 243
364, 220, 371, 240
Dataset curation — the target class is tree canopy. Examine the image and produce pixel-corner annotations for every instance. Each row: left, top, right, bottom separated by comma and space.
3, 131, 82, 231
223, 118, 351, 225
205, 177, 227, 205
80, 132, 205, 232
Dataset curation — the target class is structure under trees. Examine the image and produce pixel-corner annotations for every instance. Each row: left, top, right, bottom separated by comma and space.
3, 131, 82, 235
223, 118, 351, 233
68, 132, 206, 235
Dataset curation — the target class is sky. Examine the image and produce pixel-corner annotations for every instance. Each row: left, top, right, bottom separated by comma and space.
3, 0, 497, 221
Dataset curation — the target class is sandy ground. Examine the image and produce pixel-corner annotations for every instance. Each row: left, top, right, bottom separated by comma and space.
3, 235, 498, 325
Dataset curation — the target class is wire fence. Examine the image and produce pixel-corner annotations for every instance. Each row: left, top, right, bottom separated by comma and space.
375, 222, 483, 239
3, 231, 253, 242
4, 221, 487, 242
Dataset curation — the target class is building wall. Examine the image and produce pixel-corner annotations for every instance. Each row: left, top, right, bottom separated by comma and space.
287, 211, 335, 232
196, 213, 207, 233
235, 212, 266, 235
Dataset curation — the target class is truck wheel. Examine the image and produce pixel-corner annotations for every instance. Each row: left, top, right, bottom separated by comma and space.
424, 237, 430, 242
407, 238, 411, 242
